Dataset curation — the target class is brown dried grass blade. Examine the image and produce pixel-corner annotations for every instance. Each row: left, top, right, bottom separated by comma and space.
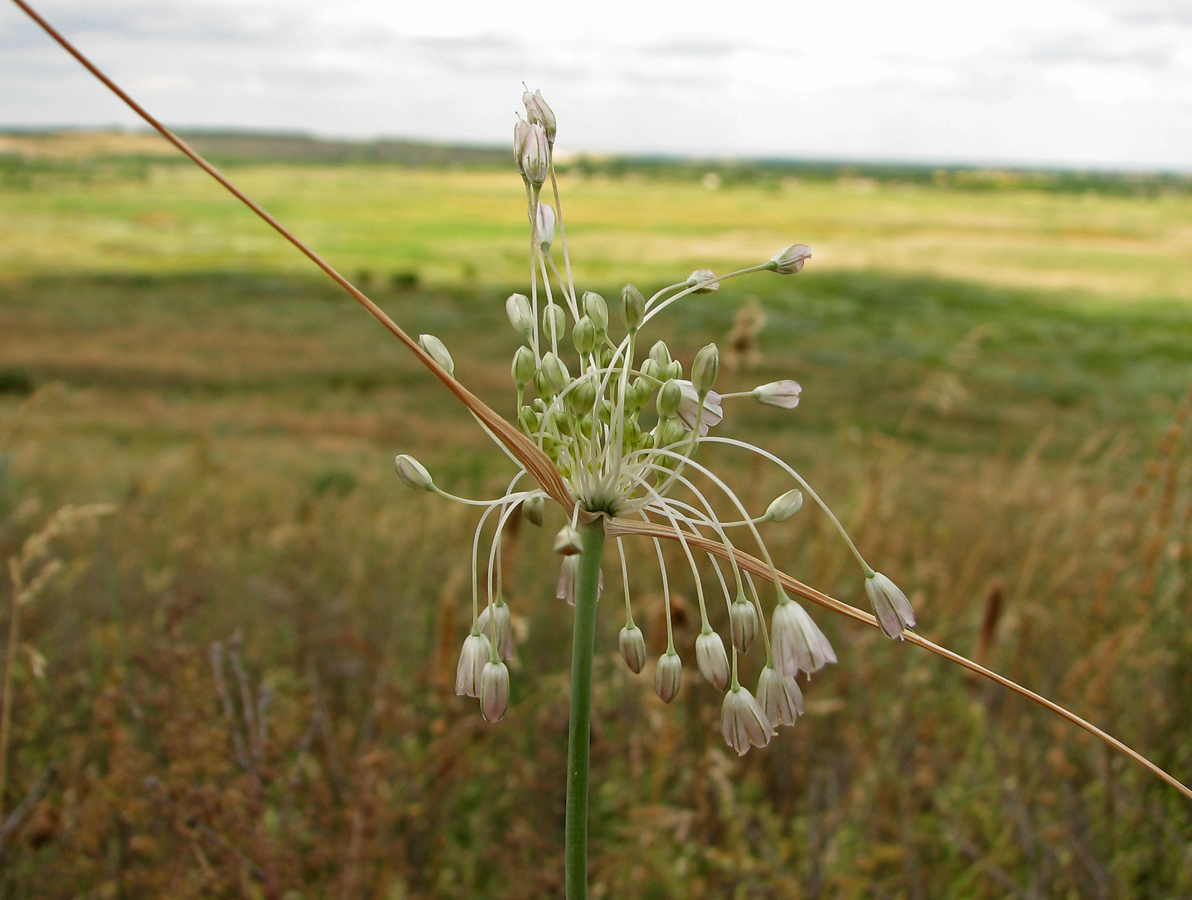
604, 516, 1192, 803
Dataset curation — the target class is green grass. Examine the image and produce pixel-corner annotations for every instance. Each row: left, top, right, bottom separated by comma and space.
1, 142, 1191, 898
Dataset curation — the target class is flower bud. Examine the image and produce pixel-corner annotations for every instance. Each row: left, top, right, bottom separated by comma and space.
418, 334, 455, 377
480, 660, 510, 722
729, 594, 759, 654
566, 377, 598, 415
662, 359, 683, 381
512, 345, 537, 389
752, 380, 802, 409
695, 630, 730, 691
756, 664, 803, 728
648, 340, 672, 367
513, 118, 533, 167
455, 632, 492, 697
536, 202, 556, 249
640, 358, 661, 380
626, 376, 653, 412
618, 624, 646, 674
540, 351, 571, 396
686, 268, 719, 293
523, 89, 557, 146
620, 283, 645, 332
654, 650, 682, 703
518, 404, 540, 434
582, 291, 608, 333
522, 495, 545, 526
720, 686, 775, 755
656, 379, 682, 419
768, 243, 812, 274
691, 343, 719, 394
655, 416, 688, 448
765, 489, 804, 522
478, 600, 514, 661
556, 555, 578, 604
518, 122, 550, 186
394, 454, 434, 491
572, 316, 597, 354
543, 304, 567, 343
506, 292, 534, 334
771, 593, 837, 677
554, 524, 583, 556
865, 572, 916, 639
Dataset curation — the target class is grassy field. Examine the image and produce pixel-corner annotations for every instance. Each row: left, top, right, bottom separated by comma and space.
1, 135, 1191, 897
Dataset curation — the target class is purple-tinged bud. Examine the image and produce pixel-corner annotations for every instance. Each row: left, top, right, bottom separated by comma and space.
752, 380, 802, 409
418, 334, 454, 377
768, 243, 812, 274
455, 632, 492, 698
865, 572, 916, 639
480, 660, 510, 722
536, 202, 556, 249
478, 600, 514, 661
523, 89, 557, 146
394, 454, 434, 491
654, 650, 682, 703
729, 594, 759, 654
764, 489, 804, 522
771, 593, 837, 677
506, 292, 534, 334
691, 343, 719, 394
686, 269, 720, 293
720, 686, 776, 755
554, 524, 583, 556
619, 624, 646, 674
519, 122, 550, 186
695, 630, 730, 691
756, 664, 803, 728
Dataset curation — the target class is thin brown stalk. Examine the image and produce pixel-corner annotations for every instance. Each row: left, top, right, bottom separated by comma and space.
604, 516, 1192, 803
0, 560, 22, 820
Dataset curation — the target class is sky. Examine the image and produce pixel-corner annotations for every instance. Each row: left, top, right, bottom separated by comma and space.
2, 0, 1192, 170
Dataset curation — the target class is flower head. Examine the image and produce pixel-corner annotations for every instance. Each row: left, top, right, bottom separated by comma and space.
769, 243, 813, 274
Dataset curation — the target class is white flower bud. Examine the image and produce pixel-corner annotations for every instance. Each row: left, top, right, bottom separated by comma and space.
572, 316, 597, 354
640, 358, 661, 380
506, 292, 534, 334
618, 624, 646, 674
865, 572, 916, 639
523, 89, 557, 146
720, 686, 776, 755
695, 630, 730, 691
686, 268, 720, 293
771, 594, 837, 678
654, 650, 682, 703
513, 118, 533, 167
752, 380, 802, 409
656, 379, 682, 419
769, 243, 812, 274
690, 343, 719, 395
729, 594, 759, 654
675, 381, 723, 436
626, 376, 652, 412
478, 600, 514, 661
480, 660, 510, 722
764, 489, 804, 522
418, 334, 454, 377
518, 122, 550, 186
756, 664, 803, 728
582, 291, 608, 333
662, 359, 683, 382
540, 351, 571, 396
556, 554, 578, 604
621, 283, 645, 331
512, 345, 537, 388
543, 304, 567, 343
554, 524, 583, 556
536, 202, 556, 249
522, 495, 545, 526
394, 454, 434, 491
455, 632, 492, 697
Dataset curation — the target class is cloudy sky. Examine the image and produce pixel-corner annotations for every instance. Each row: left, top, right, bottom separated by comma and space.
3, 0, 1191, 170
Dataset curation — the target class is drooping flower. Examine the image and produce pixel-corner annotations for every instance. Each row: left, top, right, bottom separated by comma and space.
720, 686, 776, 755
865, 572, 917, 639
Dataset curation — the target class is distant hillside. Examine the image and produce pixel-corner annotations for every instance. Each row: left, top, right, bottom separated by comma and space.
2, 128, 1189, 197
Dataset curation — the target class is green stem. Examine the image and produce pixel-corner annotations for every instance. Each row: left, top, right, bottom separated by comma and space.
566, 518, 605, 900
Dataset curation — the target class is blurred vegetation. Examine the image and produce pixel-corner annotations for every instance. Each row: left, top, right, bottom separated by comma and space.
0, 133, 1190, 897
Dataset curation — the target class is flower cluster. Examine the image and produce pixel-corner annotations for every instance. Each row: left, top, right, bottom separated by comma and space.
394, 91, 915, 753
